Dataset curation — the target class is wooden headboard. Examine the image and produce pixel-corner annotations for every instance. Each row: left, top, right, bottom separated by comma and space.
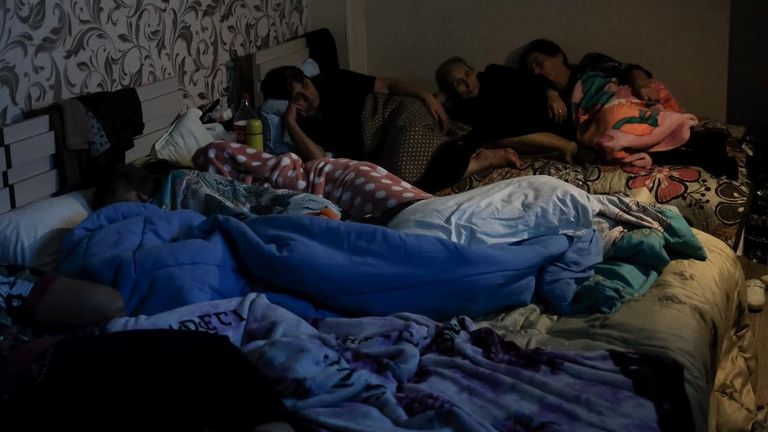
0, 78, 182, 214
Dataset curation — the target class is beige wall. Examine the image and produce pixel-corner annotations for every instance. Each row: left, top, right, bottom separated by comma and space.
364, 0, 730, 120
306, 0, 349, 68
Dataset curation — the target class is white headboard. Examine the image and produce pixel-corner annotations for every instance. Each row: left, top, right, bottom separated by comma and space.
0, 78, 182, 214
126, 78, 183, 163
0, 114, 56, 212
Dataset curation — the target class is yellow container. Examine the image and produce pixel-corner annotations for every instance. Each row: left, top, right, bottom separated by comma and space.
246, 119, 263, 152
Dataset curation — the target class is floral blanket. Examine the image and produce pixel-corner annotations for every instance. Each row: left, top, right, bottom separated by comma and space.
573, 73, 698, 167
437, 127, 752, 249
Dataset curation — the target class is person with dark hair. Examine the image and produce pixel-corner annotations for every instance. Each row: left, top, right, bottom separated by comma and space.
261, 65, 450, 162
515, 38, 736, 177
434, 56, 577, 162
518, 38, 660, 141
260, 66, 523, 192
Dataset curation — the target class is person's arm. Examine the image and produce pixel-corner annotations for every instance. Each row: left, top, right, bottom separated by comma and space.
2, 268, 125, 326
374, 77, 451, 131
35, 277, 126, 325
283, 102, 326, 161
546, 89, 568, 123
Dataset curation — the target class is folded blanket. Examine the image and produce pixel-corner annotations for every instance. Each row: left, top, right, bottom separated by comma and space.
107, 293, 694, 432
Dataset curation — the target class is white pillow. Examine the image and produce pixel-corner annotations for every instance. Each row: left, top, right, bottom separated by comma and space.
0, 190, 94, 271
152, 108, 214, 166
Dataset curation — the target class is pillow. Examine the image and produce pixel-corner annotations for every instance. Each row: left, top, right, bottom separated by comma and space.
260, 99, 292, 155
300, 57, 321, 78
260, 58, 321, 155
0, 190, 94, 272
152, 108, 214, 166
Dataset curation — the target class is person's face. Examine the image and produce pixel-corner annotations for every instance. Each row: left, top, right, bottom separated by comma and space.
525, 52, 567, 86
446, 63, 480, 99
289, 77, 320, 115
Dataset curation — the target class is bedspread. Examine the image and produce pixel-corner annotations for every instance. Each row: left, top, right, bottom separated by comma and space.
107, 293, 694, 431
480, 230, 756, 432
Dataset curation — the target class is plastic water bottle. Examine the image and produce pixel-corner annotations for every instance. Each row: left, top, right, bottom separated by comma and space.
246, 118, 263, 151
233, 93, 256, 144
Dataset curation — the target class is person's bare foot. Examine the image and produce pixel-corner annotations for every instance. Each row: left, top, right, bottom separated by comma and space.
464, 148, 523, 178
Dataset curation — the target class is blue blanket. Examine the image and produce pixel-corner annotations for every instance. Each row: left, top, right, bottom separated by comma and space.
60, 203, 602, 318
107, 294, 694, 431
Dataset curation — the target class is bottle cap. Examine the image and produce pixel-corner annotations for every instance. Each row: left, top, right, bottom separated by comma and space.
247, 119, 262, 134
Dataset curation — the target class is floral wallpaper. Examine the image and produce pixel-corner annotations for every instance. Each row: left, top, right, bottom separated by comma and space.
0, 0, 306, 126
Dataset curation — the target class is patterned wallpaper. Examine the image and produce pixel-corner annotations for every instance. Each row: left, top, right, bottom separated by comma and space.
0, 0, 306, 126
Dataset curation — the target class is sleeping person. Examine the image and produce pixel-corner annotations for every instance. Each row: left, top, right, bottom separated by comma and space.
517, 38, 736, 177
87, 150, 706, 318
260, 66, 522, 192
434, 57, 578, 162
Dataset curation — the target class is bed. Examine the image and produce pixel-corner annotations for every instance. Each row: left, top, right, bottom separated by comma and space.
435, 135, 753, 252
0, 30, 759, 432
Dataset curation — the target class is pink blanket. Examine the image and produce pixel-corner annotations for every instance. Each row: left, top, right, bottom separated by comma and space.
573, 72, 698, 167
191, 141, 432, 220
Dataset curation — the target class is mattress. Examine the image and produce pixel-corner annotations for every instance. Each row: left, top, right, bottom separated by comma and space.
480, 229, 755, 431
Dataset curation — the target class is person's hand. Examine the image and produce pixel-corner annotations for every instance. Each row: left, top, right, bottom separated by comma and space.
633, 84, 660, 103
283, 102, 302, 125
546, 90, 567, 123
422, 93, 451, 133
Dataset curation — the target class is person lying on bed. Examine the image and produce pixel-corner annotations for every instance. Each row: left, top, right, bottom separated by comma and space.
434, 57, 578, 162
0, 264, 292, 431
100, 145, 705, 260
517, 38, 737, 177
88, 156, 706, 320
260, 66, 523, 192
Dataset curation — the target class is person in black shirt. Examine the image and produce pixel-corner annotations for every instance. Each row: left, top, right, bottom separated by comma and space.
518, 39, 738, 178
518, 38, 658, 141
262, 66, 450, 162
260, 66, 523, 192
434, 57, 577, 162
